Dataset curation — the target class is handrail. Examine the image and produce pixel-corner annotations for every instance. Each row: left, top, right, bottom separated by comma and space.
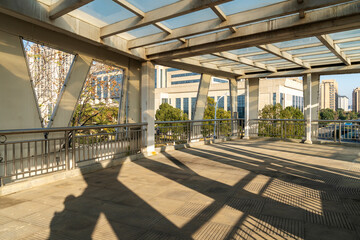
251, 119, 360, 123
155, 118, 243, 124
0, 122, 148, 135
250, 119, 305, 122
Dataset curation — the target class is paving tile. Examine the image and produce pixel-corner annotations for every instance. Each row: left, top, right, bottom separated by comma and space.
1, 140, 360, 240
0, 201, 50, 219
0, 220, 43, 240
305, 223, 358, 240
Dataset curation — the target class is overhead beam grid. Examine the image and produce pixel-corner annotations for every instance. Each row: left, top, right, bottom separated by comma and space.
101, 0, 233, 38
1, 0, 360, 78
317, 34, 352, 66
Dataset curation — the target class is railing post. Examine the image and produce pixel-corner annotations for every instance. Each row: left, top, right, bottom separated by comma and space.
65, 131, 69, 170
71, 130, 76, 169
187, 122, 191, 143
334, 123, 337, 142
284, 121, 287, 139
339, 122, 342, 143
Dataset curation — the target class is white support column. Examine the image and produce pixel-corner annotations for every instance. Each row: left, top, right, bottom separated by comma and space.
119, 68, 129, 124
127, 59, 142, 123
244, 78, 260, 139
141, 61, 156, 155
303, 73, 320, 144
229, 78, 238, 136
49, 54, 92, 128
0, 31, 42, 137
229, 79, 238, 119
193, 74, 212, 120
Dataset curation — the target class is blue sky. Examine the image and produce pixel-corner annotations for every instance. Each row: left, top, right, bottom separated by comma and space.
320, 74, 360, 104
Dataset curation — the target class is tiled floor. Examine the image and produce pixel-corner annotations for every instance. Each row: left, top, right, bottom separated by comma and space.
0, 140, 360, 239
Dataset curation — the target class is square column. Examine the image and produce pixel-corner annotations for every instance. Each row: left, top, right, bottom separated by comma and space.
244, 78, 260, 139
229, 79, 238, 136
229, 79, 238, 118
303, 74, 320, 144
193, 74, 212, 120
141, 61, 156, 155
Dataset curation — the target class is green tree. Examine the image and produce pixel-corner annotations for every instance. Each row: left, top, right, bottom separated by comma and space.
203, 97, 232, 138
155, 103, 188, 145
155, 103, 188, 122
319, 108, 335, 120
336, 109, 347, 120
258, 104, 304, 138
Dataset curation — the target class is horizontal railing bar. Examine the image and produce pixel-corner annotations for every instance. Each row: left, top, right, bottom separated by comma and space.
0, 123, 148, 135
156, 118, 243, 124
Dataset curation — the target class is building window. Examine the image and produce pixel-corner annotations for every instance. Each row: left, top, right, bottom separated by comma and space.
171, 79, 200, 85
183, 98, 189, 115
280, 93, 285, 107
273, 93, 276, 106
292, 95, 295, 108
217, 96, 224, 109
237, 95, 245, 118
160, 69, 163, 88
227, 96, 231, 111
176, 98, 181, 109
191, 97, 196, 120
154, 69, 157, 88
213, 78, 228, 83
103, 76, 109, 99
171, 72, 200, 78
96, 77, 102, 99
161, 98, 168, 104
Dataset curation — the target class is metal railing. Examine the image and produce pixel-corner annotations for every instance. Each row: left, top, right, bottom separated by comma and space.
0, 123, 147, 186
248, 119, 360, 143
314, 120, 360, 143
155, 119, 244, 147
249, 119, 306, 139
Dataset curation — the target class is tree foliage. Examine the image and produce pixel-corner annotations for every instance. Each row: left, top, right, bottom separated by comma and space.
258, 104, 304, 139
319, 108, 359, 120
155, 103, 188, 122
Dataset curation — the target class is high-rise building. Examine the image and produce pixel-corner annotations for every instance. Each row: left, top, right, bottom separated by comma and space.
338, 95, 349, 111
353, 87, 360, 113
320, 79, 338, 111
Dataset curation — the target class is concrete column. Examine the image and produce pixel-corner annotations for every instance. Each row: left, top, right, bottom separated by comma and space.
193, 74, 212, 120
244, 78, 260, 139
303, 73, 320, 144
229, 79, 238, 118
119, 69, 129, 124
49, 54, 92, 128
0, 31, 42, 137
127, 59, 142, 123
141, 61, 155, 155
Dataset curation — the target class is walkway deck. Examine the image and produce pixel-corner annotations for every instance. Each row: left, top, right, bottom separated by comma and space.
0, 140, 360, 240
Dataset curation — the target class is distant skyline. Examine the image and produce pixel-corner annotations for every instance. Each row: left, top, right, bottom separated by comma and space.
320, 73, 360, 105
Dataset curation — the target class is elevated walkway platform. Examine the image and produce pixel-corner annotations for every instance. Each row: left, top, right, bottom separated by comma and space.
0, 140, 359, 239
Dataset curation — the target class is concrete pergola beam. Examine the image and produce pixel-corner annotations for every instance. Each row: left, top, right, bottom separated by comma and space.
128, 0, 353, 49
317, 34, 351, 66
49, 0, 93, 20
212, 52, 277, 72
0, 0, 146, 60
100, 0, 232, 38
146, 1, 360, 60
112, 0, 145, 18
258, 44, 311, 69
239, 63, 360, 79
154, 58, 242, 79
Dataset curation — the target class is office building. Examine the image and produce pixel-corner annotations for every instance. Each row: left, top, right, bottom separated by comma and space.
154, 66, 304, 119
320, 79, 338, 111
